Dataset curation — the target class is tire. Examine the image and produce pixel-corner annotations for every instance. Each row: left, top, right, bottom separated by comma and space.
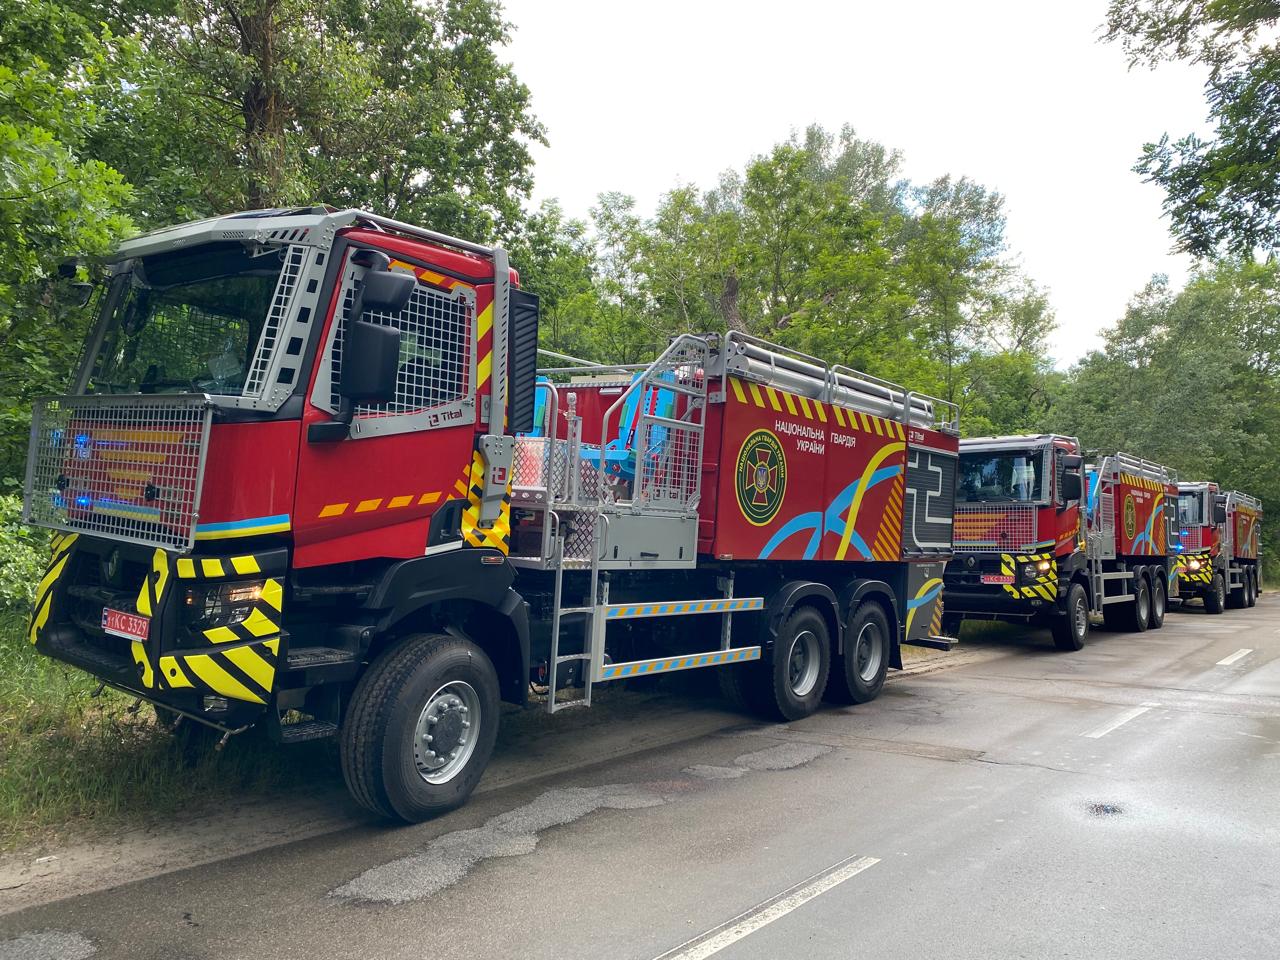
1052, 582, 1089, 651
826, 601, 892, 704
1246, 570, 1258, 608
1149, 574, 1167, 630
340, 633, 500, 822
1204, 573, 1226, 614
1124, 575, 1150, 632
726, 606, 831, 722
1227, 578, 1246, 609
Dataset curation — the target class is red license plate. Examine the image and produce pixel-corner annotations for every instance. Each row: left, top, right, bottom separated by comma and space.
102, 607, 150, 642
981, 574, 1015, 585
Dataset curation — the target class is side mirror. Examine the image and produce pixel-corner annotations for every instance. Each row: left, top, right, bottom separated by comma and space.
1062, 454, 1083, 470
360, 269, 416, 315
1213, 495, 1228, 525
1060, 471, 1082, 503
339, 321, 401, 404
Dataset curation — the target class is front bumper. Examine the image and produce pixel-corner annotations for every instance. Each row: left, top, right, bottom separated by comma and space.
944, 552, 1061, 620
28, 534, 287, 724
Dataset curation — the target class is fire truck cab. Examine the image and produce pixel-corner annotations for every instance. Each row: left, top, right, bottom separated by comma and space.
23, 207, 961, 821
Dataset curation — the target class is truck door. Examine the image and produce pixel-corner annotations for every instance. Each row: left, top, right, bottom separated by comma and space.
292, 251, 481, 568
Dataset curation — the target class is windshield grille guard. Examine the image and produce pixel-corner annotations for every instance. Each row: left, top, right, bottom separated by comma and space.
24, 395, 214, 553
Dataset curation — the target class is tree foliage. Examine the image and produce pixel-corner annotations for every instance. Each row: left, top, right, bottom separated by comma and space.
529, 125, 1058, 434
1106, 0, 1280, 256
1056, 260, 1280, 556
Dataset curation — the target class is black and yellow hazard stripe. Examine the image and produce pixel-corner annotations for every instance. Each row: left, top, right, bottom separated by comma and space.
146, 549, 285, 702
459, 448, 512, 554
155, 637, 280, 705
1000, 551, 1058, 601
1176, 550, 1212, 584
28, 533, 78, 645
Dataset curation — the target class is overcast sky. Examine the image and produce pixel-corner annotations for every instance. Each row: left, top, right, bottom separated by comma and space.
500, 0, 1213, 367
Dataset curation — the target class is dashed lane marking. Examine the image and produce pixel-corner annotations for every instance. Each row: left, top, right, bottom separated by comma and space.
1082, 702, 1160, 739
652, 854, 880, 960
1217, 648, 1253, 666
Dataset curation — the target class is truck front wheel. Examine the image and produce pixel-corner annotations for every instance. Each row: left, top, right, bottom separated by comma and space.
1205, 574, 1226, 615
1052, 582, 1089, 651
341, 633, 500, 822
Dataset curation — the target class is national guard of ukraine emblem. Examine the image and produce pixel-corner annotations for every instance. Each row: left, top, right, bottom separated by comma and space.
736, 429, 787, 526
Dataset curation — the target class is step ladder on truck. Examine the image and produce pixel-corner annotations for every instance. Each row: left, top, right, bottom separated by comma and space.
20, 206, 961, 823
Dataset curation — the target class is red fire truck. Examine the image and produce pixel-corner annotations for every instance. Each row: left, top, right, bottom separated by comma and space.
23, 207, 960, 821
943, 436, 1178, 649
1174, 482, 1262, 612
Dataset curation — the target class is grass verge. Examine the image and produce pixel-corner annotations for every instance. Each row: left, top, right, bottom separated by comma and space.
0, 614, 340, 852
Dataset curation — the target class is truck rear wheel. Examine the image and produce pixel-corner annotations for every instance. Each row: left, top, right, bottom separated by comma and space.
1246, 570, 1258, 607
1205, 573, 1226, 614
1149, 575, 1167, 629
1052, 582, 1089, 651
1123, 575, 1151, 632
826, 601, 891, 703
341, 633, 499, 822
723, 606, 830, 722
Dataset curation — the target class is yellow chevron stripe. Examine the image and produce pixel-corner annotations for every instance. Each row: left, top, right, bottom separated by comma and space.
730, 378, 747, 403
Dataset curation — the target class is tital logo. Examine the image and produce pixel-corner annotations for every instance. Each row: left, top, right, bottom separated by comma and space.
735, 429, 787, 526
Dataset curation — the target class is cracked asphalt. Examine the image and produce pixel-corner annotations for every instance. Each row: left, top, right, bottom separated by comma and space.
3, 595, 1279, 960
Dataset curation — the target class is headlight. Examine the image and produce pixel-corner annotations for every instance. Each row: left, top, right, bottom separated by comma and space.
1022, 563, 1039, 580
1036, 559, 1052, 573
184, 581, 264, 629
1188, 559, 1201, 571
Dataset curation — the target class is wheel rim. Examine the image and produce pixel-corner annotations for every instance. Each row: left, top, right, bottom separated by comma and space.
413, 680, 480, 784
1138, 586, 1149, 622
855, 621, 884, 683
787, 629, 821, 698
1073, 595, 1088, 637
1153, 583, 1165, 620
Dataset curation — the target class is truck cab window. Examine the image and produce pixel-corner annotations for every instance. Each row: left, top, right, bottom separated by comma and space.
333, 279, 469, 415
1178, 493, 1204, 526
88, 245, 286, 396
957, 450, 1044, 503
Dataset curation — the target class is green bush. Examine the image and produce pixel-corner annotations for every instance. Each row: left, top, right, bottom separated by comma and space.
0, 494, 48, 611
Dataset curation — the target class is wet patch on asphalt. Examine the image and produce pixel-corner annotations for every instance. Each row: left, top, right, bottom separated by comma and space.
0, 931, 96, 960
332, 743, 832, 905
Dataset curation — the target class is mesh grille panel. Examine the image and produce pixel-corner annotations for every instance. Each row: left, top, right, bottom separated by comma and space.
1181, 526, 1209, 551
331, 281, 470, 414
243, 244, 305, 397
953, 502, 1039, 552
25, 395, 212, 552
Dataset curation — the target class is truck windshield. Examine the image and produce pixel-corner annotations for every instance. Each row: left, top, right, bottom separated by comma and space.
87, 243, 286, 396
957, 450, 1044, 503
1178, 493, 1204, 526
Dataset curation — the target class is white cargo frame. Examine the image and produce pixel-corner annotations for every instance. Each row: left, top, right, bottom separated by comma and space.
511, 331, 956, 713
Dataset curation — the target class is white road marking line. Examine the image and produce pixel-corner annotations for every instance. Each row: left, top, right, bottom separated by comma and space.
1083, 702, 1160, 739
1216, 648, 1253, 666
653, 854, 880, 960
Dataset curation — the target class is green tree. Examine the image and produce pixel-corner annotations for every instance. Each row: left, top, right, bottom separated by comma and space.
1106, 0, 1280, 255
83, 0, 544, 236
1055, 261, 1280, 556
0, 0, 135, 479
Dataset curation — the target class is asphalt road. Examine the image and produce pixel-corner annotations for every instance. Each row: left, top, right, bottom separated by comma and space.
4, 595, 1279, 960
